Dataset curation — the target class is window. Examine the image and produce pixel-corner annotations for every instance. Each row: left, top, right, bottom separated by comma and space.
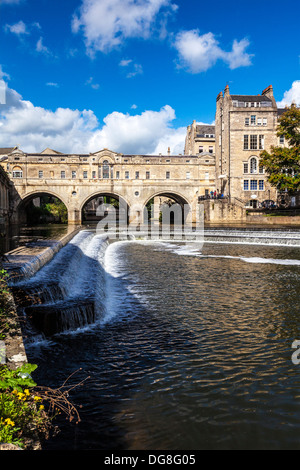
257, 118, 262, 126
263, 118, 267, 126
250, 157, 257, 174
205, 172, 209, 180
250, 180, 258, 191
61, 171, 65, 179
245, 117, 250, 126
259, 135, 264, 150
103, 160, 110, 179
199, 146, 203, 153
12, 168, 23, 178
72, 171, 76, 179
244, 135, 249, 150
243, 163, 249, 174
146, 171, 150, 179
166, 171, 170, 179
259, 165, 264, 174
83, 171, 88, 179
125, 171, 129, 179
244, 180, 249, 191
250, 135, 258, 150
92, 171, 96, 179
251, 115, 256, 125
135, 171, 139, 179
186, 172, 191, 179
38, 170, 43, 179
280, 135, 284, 144
116, 171, 120, 179
259, 180, 264, 191
209, 146, 213, 154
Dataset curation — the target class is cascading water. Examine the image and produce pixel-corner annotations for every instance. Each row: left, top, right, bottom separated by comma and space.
10, 226, 300, 342
10, 230, 110, 339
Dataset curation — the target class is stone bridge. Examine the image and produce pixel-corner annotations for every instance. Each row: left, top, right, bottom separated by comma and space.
1, 147, 216, 225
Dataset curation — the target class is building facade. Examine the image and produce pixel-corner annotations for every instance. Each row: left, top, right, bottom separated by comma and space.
1, 147, 214, 225
215, 84, 285, 208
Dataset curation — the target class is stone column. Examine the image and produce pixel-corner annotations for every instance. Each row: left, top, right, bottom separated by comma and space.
68, 208, 81, 225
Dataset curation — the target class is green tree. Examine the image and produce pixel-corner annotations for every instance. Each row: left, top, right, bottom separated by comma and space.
260, 104, 300, 194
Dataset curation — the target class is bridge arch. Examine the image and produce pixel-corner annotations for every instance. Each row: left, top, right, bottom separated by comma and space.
80, 191, 130, 225
16, 190, 69, 225
142, 190, 192, 225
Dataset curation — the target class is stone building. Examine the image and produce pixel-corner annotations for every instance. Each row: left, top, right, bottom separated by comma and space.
184, 121, 215, 156
215, 84, 286, 208
0, 147, 213, 225
0, 148, 14, 233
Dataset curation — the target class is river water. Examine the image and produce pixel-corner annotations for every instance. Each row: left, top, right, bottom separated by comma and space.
16, 227, 300, 450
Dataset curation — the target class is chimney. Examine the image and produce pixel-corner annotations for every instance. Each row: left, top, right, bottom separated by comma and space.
224, 84, 230, 96
261, 85, 273, 98
168, 147, 170, 155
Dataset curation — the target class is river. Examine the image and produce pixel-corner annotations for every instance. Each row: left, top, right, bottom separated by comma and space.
11, 227, 300, 450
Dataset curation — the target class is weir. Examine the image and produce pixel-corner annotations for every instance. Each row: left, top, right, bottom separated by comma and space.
6, 226, 300, 341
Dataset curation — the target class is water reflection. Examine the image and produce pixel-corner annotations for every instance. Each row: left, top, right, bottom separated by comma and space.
25, 237, 300, 450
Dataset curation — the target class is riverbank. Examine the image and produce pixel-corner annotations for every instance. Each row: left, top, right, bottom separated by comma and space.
0, 226, 82, 450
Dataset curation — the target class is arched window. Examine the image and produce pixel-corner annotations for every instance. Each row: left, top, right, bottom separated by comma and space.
102, 160, 110, 179
12, 166, 23, 178
250, 157, 257, 174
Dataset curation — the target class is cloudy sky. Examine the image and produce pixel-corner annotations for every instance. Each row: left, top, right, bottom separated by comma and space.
0, 0, 299, 154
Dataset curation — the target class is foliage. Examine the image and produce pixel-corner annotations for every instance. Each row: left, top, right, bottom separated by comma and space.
260, 105, 300, 194
45, 200, 68, 224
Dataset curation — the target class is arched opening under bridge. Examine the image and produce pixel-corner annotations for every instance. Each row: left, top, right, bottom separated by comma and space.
144, 192, 191, 226
81, 192, 130, 226
18, 192, 68, 225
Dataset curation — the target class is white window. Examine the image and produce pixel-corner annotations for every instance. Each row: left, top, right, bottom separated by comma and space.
205, 172, 209, 180
61, 171, 65, 179
243, 163, 249, 174
263, 118, 267, 126
72, 171, 76, 179
257, 118, 262, 126
186, 172, 191, 179
125, 171, 129, 179
259, 135, 264, 150
12, 170, 23, 178
245, 117, 250, 126
250, 157, 257, 174
83, 171, 88, 179
38, 170, 43, 179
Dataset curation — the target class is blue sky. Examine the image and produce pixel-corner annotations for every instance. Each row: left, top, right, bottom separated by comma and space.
0, 0, 299, 154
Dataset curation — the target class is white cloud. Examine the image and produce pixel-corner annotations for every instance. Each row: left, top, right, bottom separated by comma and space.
46, 82, 59, 88
4, 20, 29, 35
0, 84, 185, 155
72, 0, 178, 54
119, 59, 143, 78
36, 37, 51, 55
174, 29, 253, 73
85, 77, 100, 90
277, 81, 300, 107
